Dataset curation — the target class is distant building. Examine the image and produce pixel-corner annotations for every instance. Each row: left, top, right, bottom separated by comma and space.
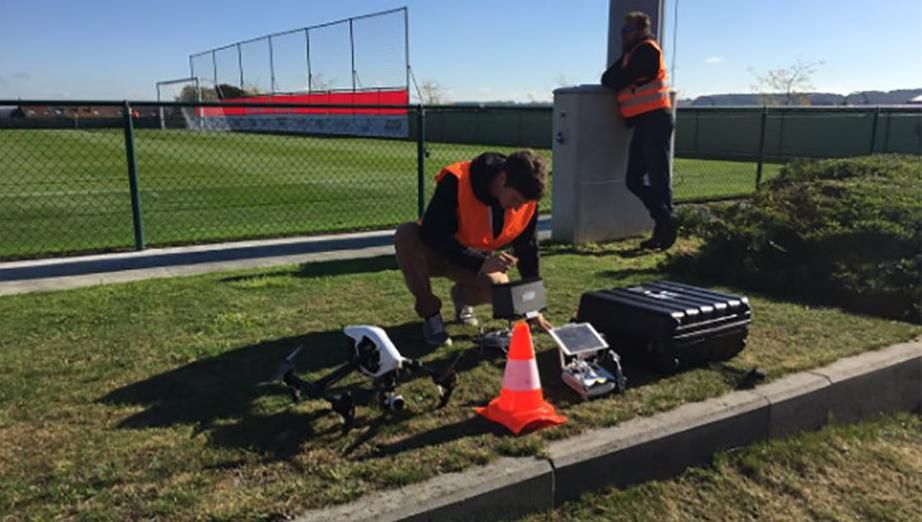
909, 94, 922, 105
10, 105, 157, 118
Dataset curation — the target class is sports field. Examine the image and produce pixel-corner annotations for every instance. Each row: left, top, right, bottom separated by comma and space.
0, 129, 780, 259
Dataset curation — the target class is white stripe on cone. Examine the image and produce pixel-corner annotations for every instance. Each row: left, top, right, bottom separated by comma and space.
502, 359, 541, 391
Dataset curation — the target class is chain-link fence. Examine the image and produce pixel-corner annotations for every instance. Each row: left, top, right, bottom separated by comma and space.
187, 8, 408, 98
2, 100, 918, 260
0, 100, 424, 260
417, 105, 778, 204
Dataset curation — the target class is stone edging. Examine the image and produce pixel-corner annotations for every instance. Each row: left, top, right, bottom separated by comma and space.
294, 339, 922, 522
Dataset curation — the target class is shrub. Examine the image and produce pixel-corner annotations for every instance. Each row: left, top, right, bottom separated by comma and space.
669, 155, 922, 323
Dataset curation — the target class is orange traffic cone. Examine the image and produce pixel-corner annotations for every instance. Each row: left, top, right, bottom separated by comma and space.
476, 321, 566, 435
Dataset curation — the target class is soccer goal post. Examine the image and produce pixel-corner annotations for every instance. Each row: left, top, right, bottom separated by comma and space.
155, 77, 205, 130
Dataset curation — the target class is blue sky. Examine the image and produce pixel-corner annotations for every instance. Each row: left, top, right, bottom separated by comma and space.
1, 0, 920, 101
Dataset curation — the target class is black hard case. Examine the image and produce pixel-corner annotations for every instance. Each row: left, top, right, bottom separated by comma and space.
576, 281, 751, 372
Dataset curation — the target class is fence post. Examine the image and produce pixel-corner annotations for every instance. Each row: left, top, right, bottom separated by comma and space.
693, 109, 700, 156
518, 110, 525, 147
755, 105, 768, 189
869, 106, 881, 155
122, 101, 145, 250
416, 105, 426, 219
474, 107, 480, 145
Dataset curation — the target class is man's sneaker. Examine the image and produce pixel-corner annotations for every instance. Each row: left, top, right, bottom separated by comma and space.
450, 285, 479, 327
422, 313, 452, 347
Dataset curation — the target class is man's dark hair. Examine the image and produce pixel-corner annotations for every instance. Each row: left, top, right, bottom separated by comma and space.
503, 150, 547, 200
625, 11, 652, 32
471, 151, 507, 178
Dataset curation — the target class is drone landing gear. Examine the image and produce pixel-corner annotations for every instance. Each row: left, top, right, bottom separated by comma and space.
474, 321, 517, 356
273, 351, 361, 431
270, 345, 457, 433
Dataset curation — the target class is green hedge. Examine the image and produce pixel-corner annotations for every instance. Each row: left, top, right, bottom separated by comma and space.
670, 155, 921, 323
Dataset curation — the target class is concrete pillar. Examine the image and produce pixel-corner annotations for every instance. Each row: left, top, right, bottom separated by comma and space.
551, 0, 668, 244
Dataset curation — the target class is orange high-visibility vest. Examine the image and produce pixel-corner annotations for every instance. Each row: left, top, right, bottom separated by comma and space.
433, 161, 537, 252
617, 39, 671, 118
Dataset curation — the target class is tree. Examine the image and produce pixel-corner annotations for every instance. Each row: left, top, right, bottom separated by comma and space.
749, 60, 823, 106
310, 73, 334, 92
215, 84, 246, 99
176, 85, 218, 103
174, 83, 266, 103
418, 80, 448, 105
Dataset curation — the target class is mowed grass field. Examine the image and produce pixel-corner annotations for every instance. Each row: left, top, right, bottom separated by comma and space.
1, 239, 918, 519
521, 413, 922, 522
0, 129, 781, 259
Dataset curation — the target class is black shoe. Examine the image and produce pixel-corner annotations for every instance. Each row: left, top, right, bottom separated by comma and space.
639, 236, 661, 250
640, 221, 663, 249
657, 216, 678, 250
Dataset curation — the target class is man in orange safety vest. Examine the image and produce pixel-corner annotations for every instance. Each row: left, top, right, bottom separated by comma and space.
602, 11, 677, 250
394, 150, 551, 347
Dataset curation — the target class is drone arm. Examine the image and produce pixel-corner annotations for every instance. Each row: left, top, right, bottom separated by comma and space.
312, 359, 360, 391
280, 358, 358, 403
401, 359, 457, 408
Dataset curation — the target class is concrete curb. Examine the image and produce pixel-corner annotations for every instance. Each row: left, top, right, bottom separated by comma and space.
0, 245, 394, 296
549, 389, 769, 504
293, 339, 922, 521
0, 219, 551, 296
293, 458, 554, 522
809, 340, 921, 425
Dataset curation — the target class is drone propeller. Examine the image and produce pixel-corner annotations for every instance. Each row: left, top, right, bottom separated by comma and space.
268, 345, 303, 382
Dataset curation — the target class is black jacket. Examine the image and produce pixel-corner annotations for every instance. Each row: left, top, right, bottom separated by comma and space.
601, 38, 669, 125
419, 153, 539, 278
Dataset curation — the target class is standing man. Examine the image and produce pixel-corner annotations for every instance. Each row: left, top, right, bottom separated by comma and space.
394, 150, 551, 346
602, 11, 677, 250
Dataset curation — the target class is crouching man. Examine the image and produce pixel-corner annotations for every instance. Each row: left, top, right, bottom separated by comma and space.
395, 150, 551, 346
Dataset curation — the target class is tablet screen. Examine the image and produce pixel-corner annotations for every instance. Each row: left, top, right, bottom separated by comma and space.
549, 323, 608, 355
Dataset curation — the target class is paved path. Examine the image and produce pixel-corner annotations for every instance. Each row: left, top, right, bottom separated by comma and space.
0, 217, 551, 296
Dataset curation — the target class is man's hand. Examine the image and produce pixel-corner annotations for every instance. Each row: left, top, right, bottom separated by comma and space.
479, 252, 518, 275
530, 313, 554, 332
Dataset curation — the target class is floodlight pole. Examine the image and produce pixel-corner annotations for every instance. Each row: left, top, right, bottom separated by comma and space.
305, 28, 312, 93
237, 43, 244, 89
269, 35, 277, 93
349, 18, 357, 92
404, 7, 410, 97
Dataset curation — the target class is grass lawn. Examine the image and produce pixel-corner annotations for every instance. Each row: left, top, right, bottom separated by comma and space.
0, 238, 916, 520
0, 129, 781, 259
521, 413, 922, 521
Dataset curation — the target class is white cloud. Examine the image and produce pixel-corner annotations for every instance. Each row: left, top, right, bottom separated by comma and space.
705, 56, 723, 64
